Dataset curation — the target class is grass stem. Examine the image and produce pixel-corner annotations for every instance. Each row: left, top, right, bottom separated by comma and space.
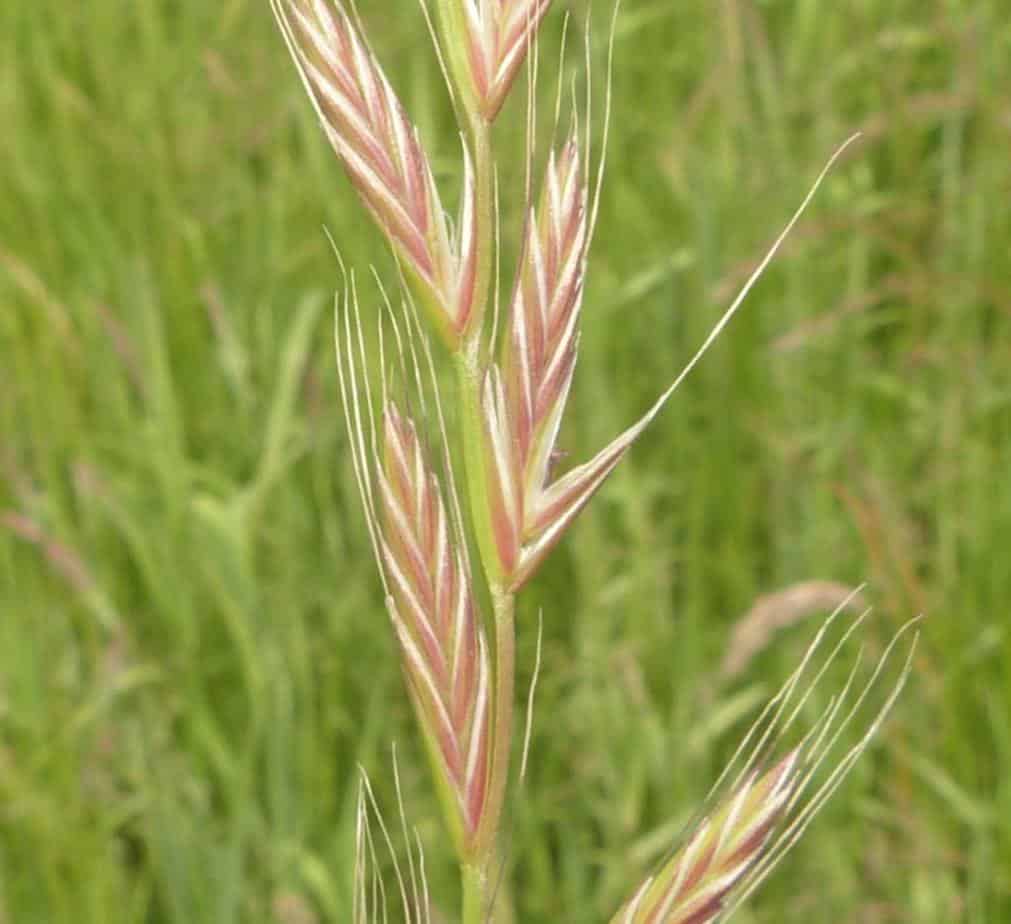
478, 584, 515, 859
462, 861, 485, 924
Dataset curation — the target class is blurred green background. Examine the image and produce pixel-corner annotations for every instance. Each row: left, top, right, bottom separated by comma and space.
2, 0, 1009, 921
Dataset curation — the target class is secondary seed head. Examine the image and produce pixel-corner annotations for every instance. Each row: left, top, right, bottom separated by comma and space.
613, 751, 799, 924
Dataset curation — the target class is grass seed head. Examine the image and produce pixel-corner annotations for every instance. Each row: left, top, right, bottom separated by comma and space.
612, 600, 920, 924
479, 136, 589, 586
462, 0, 554, 120
272, 0, 478, 347
613, 752, 799, 924
379, 400, 492, 853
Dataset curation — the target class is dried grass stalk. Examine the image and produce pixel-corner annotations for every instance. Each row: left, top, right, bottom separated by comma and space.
720, 581, 867, 681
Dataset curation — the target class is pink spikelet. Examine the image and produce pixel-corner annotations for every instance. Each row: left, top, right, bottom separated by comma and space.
613, 752, 799, 924
503, 138, 586, 488
462, 0, 554, 120
479, 137, 863, 589
378, 401, 492, 849
480, 137, 589, 586
271, 0, 478, 346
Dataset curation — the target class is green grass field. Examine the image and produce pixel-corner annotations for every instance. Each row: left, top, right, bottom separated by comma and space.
2, 1, 1010, 920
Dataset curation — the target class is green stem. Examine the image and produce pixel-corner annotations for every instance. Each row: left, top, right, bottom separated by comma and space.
454, 351, 500, 582
464, 113, 494, 353
461, 862, 485, 924
462, 850, 515, 924
452, 113, 515, 916
453, 353, 517, 860
479, 585, 515, 856
428, 10, 512, 913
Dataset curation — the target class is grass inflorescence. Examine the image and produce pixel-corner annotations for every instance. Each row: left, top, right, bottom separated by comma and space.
2, 1, 1010, 922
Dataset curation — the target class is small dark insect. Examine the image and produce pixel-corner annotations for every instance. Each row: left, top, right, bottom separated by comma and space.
547, 447, 569, 480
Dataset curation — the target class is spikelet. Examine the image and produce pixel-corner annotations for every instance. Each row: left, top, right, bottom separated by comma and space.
461, 0, 554, 120
271, 0, 478, 346
377, 401, 493, 853
480, 136, 861, 589
612, 753, 799, 924
334, 281, 493, 856
611, 600, 920, 924
479, 136, 586, 584
502, 138, 586, 498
